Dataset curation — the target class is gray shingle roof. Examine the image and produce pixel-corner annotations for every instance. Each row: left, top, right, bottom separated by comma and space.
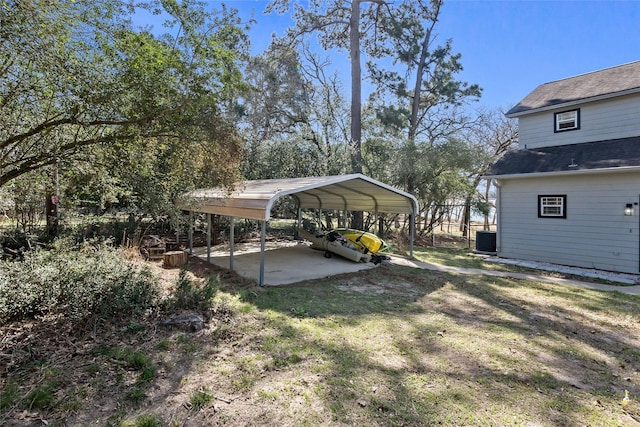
506, 61, 640, 116
485, 136, 640, 177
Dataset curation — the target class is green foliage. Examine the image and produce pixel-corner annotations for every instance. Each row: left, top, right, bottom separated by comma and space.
116, 348, 152, 371
189, 388, 214, 410
93, 345, 157, 404
166, 269, 219, 313
0, 172, 49, 233
239, 41, 353, 181
118, 414, 162, 427
0, 382, 20, 412
125, 387, 147, 404
0, 240, 160, 322
245, 135, 351, 181
93, 345, 155, 372
368, 135, 483, 232
124, 322, 146, 334
1, 0, 248, 223
156, 340, 171, 351
26, 384, 57, 410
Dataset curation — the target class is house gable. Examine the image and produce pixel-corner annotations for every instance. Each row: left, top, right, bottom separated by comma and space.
507, 61, 640, 117
507, 61, 640, 151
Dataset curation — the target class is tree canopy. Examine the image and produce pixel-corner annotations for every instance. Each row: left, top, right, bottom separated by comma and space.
0, 0, 248, 200
0, 0, 517, 238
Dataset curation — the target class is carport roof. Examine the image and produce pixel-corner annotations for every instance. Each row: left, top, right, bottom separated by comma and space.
177, 174, 418, 221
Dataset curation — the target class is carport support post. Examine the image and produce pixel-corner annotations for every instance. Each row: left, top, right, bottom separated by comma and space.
206, 213, 211, 262
259, 220, 267, 287
295, 208, 302, 240
229, 216, 235, 271
188, 211, 193, 255
410, 213, 415, 257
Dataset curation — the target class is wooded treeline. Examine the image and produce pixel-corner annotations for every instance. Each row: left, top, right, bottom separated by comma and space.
0, 0, 517, 238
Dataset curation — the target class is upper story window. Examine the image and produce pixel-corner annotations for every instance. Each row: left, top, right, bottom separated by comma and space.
538, 195, 567, 218
554, 109, 580, 132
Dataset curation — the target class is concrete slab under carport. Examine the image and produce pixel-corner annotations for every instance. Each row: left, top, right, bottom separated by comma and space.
192, 240, 378, 286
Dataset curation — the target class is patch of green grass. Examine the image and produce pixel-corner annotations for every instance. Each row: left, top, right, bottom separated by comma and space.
118, 413, 162, 427
92, 345, 157, 405
123, 322, 146, 334
156, 340, 171, 351
58, 386, 88, 412
137, 364, 157, 384
114, 348, 151, 370
189, 388, 213, 410
125, 386, 146, 404
0, 382, 20, 411
257, 389, 279, 401
414, 247, 486, 269
25, 384, 57, 410
176, 333, 197, 353
413, 246, 633, 285
85, 362, 102, 375
232, 373, 256, 392
240, 263, 640, 425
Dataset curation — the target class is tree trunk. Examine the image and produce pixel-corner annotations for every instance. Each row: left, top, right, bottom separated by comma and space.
349, 0, 364, 230
406, 0, 441, 196
45, 194, 58, 237
350, 0, 362, 173
461, 199, 471, 238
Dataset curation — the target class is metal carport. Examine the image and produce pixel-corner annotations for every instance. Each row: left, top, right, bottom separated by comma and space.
177, 174, 418, 286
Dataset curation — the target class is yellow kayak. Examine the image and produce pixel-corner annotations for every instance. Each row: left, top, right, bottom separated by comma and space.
333, 228, 389, 253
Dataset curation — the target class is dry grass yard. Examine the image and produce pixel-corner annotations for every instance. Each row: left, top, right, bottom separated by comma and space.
2, 250, 640, 426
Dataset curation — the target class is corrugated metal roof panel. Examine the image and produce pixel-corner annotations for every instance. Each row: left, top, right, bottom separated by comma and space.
177, 174, 418, 221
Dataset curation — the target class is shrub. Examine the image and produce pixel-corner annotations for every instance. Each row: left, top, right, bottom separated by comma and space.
165, 269, 219, 313
0, 239, 160, 322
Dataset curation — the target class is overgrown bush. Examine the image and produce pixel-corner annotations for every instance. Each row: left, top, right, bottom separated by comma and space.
0, 239, 160, 322
165, 269, 219, 313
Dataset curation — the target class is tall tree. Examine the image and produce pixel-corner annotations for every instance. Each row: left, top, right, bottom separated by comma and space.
458, 107, 518, 234
238, 40, 352, 180
267, 0, 390, 229
368, 0, 482, 195
239, 43, 310, 177
266, 0, 388, 175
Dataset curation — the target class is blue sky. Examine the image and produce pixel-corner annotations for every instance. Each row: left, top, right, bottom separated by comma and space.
438, 0, 640, 110
138, 0, 640, 111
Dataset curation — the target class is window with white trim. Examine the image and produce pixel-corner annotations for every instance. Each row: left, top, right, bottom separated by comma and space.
554, 109, 580, 132
538, 195, 566, 218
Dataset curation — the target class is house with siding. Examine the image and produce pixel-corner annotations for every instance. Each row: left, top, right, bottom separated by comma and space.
485, 61, 640, 274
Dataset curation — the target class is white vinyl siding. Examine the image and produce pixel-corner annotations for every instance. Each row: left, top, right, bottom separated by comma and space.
518, 93, 640, 149
496, 172, 640, 274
